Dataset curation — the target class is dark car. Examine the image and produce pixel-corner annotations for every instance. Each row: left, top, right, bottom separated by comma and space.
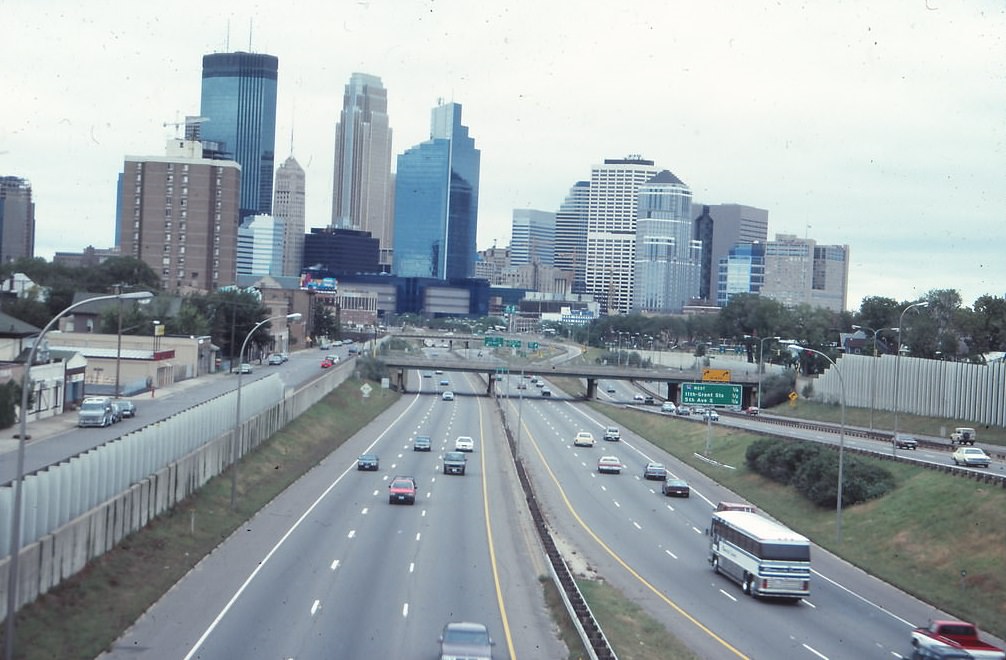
388, 475, 417, 504
414, 435, 432, 451
357, 453, 380, 471
443, 451, 467, 475
661, 477, 690, 497
439, 621, 493, 660
112, 400, 137, 419
893, 433, 918, 449
643, 462, 667, 480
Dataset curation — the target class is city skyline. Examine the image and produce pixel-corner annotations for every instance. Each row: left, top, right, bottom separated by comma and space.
2, 1, 1003, 309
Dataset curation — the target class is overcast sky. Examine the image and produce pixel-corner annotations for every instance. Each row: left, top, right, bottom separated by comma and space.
4, 0, 1004, 310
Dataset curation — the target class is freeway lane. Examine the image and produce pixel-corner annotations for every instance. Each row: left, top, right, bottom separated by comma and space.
104, 372, 564, 659
506, 384, 943, 659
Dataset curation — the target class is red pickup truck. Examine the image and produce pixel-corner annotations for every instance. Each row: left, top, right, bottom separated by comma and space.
911, 620, 1005, 659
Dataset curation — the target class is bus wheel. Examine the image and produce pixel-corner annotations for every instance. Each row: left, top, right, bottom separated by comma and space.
743, 575, 753, 595
711, 557, 720, 574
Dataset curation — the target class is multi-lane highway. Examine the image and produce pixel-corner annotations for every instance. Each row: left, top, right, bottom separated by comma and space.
103, 369, 564, 659
496, 373, 963, 659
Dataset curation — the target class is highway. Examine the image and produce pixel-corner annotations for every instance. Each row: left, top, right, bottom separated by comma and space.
498, 373, 956, 659
103, 369, 564, 659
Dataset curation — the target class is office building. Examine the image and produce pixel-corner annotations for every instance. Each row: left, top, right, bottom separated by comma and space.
302, 227, 381, 276
118, 139, 241, 293
0, 176, 35, 263
273, 156, 306, 277
584, 157, 660, 315
554, 180, 589, 293
716, 241, 766, 306
200, 51, 278, 220
760, 234, 849, 311
331, 73, 394, 266
237, 214, 285, 276
632, 170, 701, 313
510, 209, 555, 266
693, 203, 768, 302
392, 101, 480, 280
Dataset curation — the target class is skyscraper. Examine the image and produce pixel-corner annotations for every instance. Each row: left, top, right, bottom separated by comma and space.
632, 170, 701, 313
510, 209, 555, 266
392, 101, 480, 280
585, 157, 660, 315
119, 139, 241, 293
760, 234, 849, 311
273, 155, 306, 277
554, 180, 589, 293
331, 73, 394, 265
693, 203, 768, 302
717, 241, 766, 306
0, 176, 35, 263
237, 214, 285, 276
199, 52, 278, 220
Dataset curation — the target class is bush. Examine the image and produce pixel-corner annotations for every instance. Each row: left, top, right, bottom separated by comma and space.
759, 372, 796, 408
746, 438, 895, 508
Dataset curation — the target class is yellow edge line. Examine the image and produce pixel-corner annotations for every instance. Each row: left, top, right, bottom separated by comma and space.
516, 399, 749, 659
479, 395, 518, 659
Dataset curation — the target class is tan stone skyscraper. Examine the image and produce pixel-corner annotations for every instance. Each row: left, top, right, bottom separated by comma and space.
331, 73, 393, 266
274, 156, 306, 276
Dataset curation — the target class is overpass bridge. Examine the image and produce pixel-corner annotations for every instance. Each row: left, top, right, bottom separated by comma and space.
379, 354, 763, 406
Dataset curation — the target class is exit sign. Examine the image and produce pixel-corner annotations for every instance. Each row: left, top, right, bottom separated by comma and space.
681, 382, 742, 407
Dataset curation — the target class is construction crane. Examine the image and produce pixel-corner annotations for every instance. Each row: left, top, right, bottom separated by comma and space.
163, 116, 208, 140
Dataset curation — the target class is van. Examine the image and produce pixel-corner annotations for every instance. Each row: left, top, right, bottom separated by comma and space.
78, 397, 114, 428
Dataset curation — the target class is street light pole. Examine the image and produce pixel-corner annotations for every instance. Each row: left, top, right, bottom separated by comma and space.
789, 344, 846, 544
757, 336, 781, 411
893, 302, 929, 445
5, 290, 153, 660
230, 312, 302, 511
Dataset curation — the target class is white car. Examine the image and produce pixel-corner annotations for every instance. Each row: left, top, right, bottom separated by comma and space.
455, 436, 475, 452
597, 456, 623, 474
573, 431, 595, 447
633, 393, 645, 402
702, 409, 720, 421
952, 446, 991, 468
661, 401, 676, 413
442, 391, 455, 401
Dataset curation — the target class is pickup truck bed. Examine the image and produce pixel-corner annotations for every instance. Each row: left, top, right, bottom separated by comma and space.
911, 620, 1005, 659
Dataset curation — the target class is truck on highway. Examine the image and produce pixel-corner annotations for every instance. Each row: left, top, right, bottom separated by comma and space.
950, 427, 977, 446
911, 619, 1005, 659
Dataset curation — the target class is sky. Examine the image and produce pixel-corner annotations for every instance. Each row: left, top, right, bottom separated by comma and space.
3, 0, 1004, 311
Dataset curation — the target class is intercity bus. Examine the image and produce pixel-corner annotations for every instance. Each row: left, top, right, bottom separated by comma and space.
708, 510, 811, 600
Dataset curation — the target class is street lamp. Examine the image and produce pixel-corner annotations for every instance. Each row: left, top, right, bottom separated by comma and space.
230, 312, 302, 511
757, 336, 781, 411
5, 290, 153, 660
893, 302, 929, 446
789, 344, 846, 544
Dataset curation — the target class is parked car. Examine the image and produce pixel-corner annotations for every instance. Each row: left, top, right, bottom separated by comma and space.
388, 475, 417, 504
111, 399, 136, 420
597, 456, 623, 474
661, 477, 690, 497
77, 397, 114, 428
238, 363, 253, 374
455, 435, 475, 452
413, 436, 432, 451
952, 447, 991, 468
357, 453, 380, 471
439, 621, 493, 660
573, 431, 595, 447
442, 391, 455, 401
267, 353, 283, 365
643, 462, 667, 480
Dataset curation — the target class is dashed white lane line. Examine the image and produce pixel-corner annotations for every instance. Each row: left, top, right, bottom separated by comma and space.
719, 589, 736, 602
665, 549, 678, 560
402, 603, 409, 617
348, 530, 356, 538
632, 521, 641, 530
361, 507, 369, 515
310, 600, 321, 616
330, 559, 340, 570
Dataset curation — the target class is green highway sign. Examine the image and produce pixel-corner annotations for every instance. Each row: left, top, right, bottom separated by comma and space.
484, 336, 504, 348
681, 382, 742, 407
506, 339, 522, 348
528, 341, 540, 350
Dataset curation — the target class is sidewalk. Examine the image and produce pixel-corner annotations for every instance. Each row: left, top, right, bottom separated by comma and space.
0, 377, 209, 459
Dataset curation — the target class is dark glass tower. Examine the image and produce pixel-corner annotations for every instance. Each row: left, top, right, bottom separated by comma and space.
392, 102, 480, 279
200, 52, 278, 220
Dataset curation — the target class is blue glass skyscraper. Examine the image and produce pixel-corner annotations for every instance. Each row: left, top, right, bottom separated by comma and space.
392, 101, 480, 279
200, 52, 278, 220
